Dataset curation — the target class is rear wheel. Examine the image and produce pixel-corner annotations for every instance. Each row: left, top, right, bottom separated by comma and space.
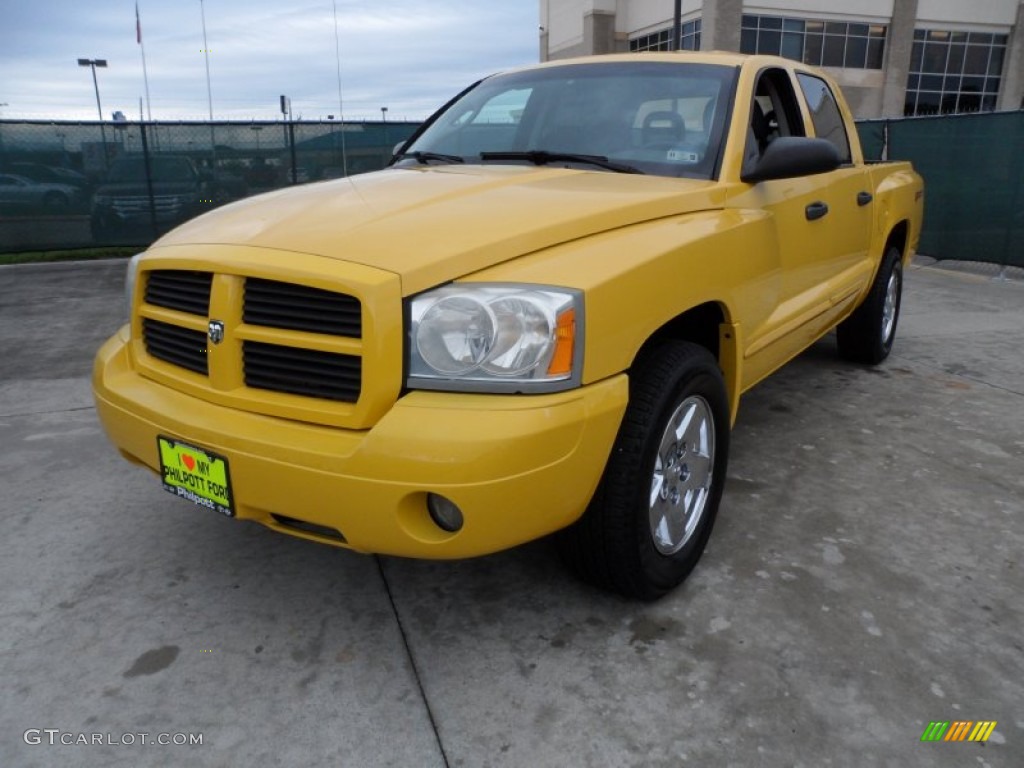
837, 246, 903, 364
558, 341, 730, 600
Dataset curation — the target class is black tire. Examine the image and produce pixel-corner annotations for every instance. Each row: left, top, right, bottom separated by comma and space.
837, 246, 903, 364
558, 341, 730, 600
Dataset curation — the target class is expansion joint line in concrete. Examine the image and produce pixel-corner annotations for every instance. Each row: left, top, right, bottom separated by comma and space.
0, 405, 96, 419
890, 354, 1024, 398
375, 556, 452, 768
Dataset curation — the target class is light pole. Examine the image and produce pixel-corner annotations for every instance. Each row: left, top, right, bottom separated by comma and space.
78, 58, 107, 121
78, 58, 109, 162
380, 106, 388, 122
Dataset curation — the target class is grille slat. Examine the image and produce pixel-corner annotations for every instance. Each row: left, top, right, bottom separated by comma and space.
145, 270, 213, 316
243, 344, 361, 373
244, 340, 360, 402
146, 332, 205, 358
143, 318, 208, 375
244, 278, 361, 337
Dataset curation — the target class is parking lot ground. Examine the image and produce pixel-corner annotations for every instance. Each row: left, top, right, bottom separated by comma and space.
1, 259, 1021, 767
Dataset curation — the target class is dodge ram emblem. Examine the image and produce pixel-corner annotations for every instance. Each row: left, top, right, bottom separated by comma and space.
208, 320, 225, 345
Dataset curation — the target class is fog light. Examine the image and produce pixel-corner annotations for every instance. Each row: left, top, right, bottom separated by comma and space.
427, 493, 464, 533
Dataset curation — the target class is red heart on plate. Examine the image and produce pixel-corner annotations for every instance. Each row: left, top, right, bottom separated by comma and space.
182, 454, 196, 471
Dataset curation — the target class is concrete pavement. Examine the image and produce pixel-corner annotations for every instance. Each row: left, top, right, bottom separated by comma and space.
1, 259, 1021, 767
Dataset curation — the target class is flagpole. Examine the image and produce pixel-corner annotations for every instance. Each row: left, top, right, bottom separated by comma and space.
136, 2, 153, 121
332, 0, 349, 177
199, 0, 214, 121
199, 0, 216, 157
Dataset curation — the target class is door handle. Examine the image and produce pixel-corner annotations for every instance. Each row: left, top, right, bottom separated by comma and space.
805, 201, 829, 221
857, 191, 873, 206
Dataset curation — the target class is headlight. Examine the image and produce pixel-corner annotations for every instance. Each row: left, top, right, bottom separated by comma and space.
408, 284, 582, 392
124, 253, 144, 327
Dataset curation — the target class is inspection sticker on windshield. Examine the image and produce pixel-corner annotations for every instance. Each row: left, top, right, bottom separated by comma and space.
157, 436, 234, 517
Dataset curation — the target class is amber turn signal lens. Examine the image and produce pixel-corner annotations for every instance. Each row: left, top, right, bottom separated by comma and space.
547, 308, 575, 376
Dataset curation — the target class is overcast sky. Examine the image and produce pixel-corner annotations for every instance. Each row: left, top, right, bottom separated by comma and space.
0, 1, 539, 122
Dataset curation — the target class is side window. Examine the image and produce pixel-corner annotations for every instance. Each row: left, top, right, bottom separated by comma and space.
744, 68, 806, 172
796, 73, 852, 163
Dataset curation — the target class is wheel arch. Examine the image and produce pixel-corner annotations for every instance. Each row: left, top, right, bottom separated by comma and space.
885, 220, 910, 264
630, 301, 742, 426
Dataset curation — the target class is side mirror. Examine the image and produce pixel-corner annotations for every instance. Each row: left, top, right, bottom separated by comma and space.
741, 137, 841, 183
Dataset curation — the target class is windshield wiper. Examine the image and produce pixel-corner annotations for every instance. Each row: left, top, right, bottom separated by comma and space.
479, 150, 641, 174
394, 151, 465, 165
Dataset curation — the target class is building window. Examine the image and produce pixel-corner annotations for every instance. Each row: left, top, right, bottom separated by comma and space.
740, 15, 886, 69
630, 19, 701, 52
904, 29, 1008, 116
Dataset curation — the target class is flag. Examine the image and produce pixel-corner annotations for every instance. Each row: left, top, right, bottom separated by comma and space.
136, 2, 142, 44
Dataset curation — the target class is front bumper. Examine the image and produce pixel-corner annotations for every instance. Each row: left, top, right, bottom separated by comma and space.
93, 326, 628, 558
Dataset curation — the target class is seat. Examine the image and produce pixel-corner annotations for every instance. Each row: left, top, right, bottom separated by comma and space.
641, 110, 686, 147
751, 102, 771, 153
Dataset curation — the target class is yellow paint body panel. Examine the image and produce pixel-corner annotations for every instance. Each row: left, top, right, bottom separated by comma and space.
92, 53, 923, 557
95, 326, 628, 557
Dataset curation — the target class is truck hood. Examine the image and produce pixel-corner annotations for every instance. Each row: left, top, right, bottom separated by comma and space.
157, 165, 725, 295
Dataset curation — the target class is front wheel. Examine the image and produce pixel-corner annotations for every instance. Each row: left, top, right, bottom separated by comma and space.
837, 246, 903, 364
558, 341, 730, 600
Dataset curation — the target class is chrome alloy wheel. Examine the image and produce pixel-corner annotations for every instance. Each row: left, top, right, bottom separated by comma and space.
649, 395, 716, 556
882, 269, 899, 344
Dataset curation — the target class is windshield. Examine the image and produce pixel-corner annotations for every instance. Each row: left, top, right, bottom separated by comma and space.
401, 61, 737, 180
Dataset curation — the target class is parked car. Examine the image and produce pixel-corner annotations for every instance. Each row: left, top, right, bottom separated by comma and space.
6, 162, 92, 195
90, 156, 211, 242
0, 173, 84, 213
94, 53, 923, 599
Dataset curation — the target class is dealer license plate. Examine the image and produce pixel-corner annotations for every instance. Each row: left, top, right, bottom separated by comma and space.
157, 436, 234, 517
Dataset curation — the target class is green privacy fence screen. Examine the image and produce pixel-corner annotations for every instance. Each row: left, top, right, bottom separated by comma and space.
857, 110, 1024, 268
0, 119, 418, 253
2, 113, 1021, 265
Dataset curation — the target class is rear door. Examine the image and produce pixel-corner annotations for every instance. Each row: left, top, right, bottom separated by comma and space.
794, 72, 873, 307
730, 67, 870, 383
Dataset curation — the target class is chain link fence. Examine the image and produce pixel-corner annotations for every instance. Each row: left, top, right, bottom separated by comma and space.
4, 114, 1022, 269
856, 110, 1024, 269
0, 119, 418, 252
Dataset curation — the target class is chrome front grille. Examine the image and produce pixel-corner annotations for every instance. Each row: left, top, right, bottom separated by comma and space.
112, 195, 186, 214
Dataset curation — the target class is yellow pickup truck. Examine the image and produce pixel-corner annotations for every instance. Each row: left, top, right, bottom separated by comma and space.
93, 52, 923, 599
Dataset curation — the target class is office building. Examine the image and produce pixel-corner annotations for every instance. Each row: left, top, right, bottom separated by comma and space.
539, 0, 1024, 117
